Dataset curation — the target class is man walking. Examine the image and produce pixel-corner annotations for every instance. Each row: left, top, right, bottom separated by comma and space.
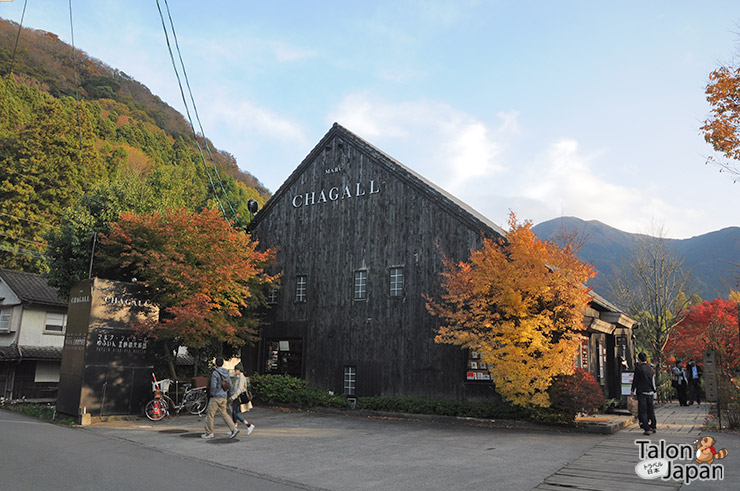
201, 357, 239, 439
672, 361, 688, 406
631, 352, 657, 436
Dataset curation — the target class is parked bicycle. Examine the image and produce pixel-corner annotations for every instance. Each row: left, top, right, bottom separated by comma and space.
145, 374, 208, 421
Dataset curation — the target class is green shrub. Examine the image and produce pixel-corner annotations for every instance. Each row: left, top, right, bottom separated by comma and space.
250, 374, 571, 424
250, 374, 347, 408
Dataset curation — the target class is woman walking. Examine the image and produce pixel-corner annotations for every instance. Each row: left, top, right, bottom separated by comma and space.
229, 363, 255, 435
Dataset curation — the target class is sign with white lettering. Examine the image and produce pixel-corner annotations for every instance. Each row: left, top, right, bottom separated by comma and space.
291, 180, 380, 208
58, 278, 158, 419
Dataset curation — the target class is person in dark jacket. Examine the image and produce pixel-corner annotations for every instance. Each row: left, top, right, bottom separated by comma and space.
672, 361, 688, 406
201, 357, 238, 439
631, 352, 657, 435
686, 361, 703, 405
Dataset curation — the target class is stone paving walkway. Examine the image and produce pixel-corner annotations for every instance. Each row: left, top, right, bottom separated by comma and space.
534, 402, 711, 490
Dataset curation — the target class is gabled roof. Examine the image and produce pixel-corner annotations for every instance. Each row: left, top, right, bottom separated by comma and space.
0, 268, 66, 307
250, 123, 506, 237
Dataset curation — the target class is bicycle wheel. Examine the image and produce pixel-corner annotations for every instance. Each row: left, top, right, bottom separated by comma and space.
184, 390, 208, 415
145, 397, 169, 421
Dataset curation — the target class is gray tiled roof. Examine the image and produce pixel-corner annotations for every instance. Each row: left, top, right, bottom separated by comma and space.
0, 344, 63, 361
0, 344, 20, 360
0, 268, 66, 307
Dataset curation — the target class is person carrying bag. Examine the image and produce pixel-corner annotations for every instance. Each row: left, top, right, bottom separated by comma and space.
229, 363, 255, 435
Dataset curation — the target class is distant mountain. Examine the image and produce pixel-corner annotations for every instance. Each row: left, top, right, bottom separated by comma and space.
532, 217, 740, 301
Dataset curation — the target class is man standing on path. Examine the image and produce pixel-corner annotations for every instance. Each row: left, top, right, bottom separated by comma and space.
631, 352, 657, 436
201, 357, 239, 439
687, 361, 702, 405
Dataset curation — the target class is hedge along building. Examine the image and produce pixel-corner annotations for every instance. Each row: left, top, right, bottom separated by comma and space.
248, 123, 635, 402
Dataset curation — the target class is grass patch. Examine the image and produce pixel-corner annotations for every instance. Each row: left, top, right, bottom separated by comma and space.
1, 402, 77, 426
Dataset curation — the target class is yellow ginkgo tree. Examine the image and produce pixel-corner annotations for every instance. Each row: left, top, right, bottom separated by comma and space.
426, 213, 595, 407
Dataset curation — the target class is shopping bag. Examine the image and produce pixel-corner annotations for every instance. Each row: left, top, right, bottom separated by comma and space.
627, 396, 638, 417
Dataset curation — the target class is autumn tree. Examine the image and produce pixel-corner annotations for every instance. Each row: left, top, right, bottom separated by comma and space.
426, 213, 595, 407
701, 65, 740, 180
97, 207, 279, 378
611, 226, 694, 376
664, 297, 740, 372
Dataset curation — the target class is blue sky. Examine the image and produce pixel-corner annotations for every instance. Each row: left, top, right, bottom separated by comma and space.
2, 1, 739, 239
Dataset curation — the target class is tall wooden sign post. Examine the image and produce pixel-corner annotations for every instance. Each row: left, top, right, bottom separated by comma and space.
57, 278, 158, 423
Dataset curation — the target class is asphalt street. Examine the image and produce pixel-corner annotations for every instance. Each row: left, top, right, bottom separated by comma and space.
3, 404, 737, 490
76, 407, 605, 490
0, 408, 305, 491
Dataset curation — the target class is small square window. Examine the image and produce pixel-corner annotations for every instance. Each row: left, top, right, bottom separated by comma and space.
45, 312, 66, 333
295, 276, 307, 303
267, 288, 278, 305
343, 366, 356, 396
354, 270, 367, 300
389, 267, 404, 297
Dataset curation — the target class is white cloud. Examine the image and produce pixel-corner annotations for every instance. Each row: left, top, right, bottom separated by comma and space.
505, 138, 702, 237
205, 96, 306, 144
328, 92, 507, 192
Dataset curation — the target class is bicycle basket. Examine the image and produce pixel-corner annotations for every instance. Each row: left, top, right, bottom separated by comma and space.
152, 379, 171, 393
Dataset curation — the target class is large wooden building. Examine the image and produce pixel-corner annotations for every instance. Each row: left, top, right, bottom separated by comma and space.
248, 123, 634, 402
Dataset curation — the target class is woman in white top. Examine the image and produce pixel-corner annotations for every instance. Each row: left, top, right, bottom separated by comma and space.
229, 363, 255, 435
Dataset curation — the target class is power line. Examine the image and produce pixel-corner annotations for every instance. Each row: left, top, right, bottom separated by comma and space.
161, 1, 242, 227
68, 0, 86, 181
0, 231, 47, 248
155, 0, 228, 224
0, 211, 57, 229
6, 0, 29, 77
0, 243, 45, 259
156, 0, 244, 228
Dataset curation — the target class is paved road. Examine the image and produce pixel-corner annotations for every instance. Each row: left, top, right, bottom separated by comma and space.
82, 407, 606, 490
3, 403, 737, 490
0, 409, 304, 490
537, 403, 740, 491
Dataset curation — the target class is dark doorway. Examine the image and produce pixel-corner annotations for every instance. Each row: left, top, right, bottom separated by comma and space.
264, 339, 303, 378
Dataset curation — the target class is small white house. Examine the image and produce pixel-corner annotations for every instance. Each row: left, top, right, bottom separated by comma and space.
0, 268, 67, 400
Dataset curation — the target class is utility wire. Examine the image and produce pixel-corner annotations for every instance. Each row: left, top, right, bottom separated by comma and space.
68, 0, 86, 180
161, 0, 241, 227
0, 212, 57, 228
0, 243, 45, 259
0, 231, 47, 248
6, 0, 29, 77
155, 0, 230, 225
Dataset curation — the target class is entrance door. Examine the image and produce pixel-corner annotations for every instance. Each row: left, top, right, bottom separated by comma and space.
264, 339, 303, 378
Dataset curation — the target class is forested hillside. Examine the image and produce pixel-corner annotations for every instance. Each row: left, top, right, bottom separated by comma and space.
0, 18, 270, 281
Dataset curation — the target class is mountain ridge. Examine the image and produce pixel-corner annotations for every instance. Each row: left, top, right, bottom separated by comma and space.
532, 217, 739, 302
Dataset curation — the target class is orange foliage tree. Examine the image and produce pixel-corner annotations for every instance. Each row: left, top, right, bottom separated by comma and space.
701, 65, 740, 180
664, 297, 739, 372
100, 207, 279, 376
426, 213, 595, 407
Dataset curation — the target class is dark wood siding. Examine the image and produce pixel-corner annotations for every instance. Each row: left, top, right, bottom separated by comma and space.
252, 126, 503, 400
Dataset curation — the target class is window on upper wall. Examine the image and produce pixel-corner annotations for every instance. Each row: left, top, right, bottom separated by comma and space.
0, 308, 11, 332
295, 276, 307, 303
389, 267, 404, 297
354, 270, 367, 300
45, 312, 66, 334
343, 366, 356, 396
267, 288, 278, 305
